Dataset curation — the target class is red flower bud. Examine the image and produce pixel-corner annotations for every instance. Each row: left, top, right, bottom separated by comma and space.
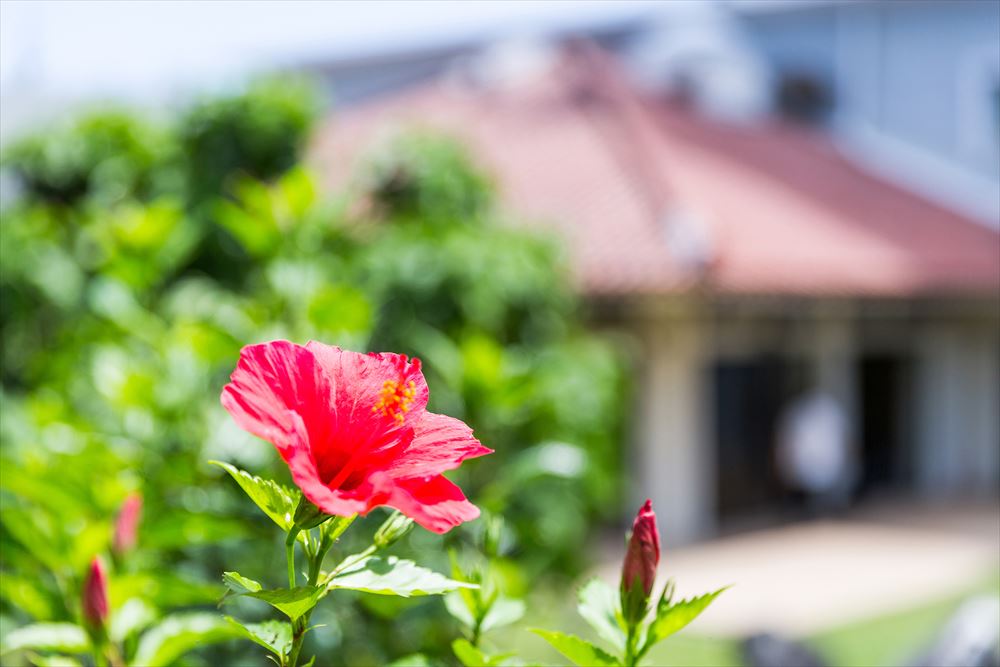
82, 557, 109, 629
620, 499, 660, 624
113, 493, 142, 556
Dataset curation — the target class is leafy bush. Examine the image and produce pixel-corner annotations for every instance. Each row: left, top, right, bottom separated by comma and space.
0, 77, 626, 665
178, 77, 320, 206
362, 132, 494, 224
1, 111, 175, 205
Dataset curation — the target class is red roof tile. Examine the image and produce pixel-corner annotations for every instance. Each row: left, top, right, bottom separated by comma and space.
311, 44, 1000, 297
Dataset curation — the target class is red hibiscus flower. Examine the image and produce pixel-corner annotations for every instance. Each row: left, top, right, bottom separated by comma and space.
221, 341, 492, 533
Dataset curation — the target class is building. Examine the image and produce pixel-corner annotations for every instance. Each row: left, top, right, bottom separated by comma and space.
730, 0, 1000, 227
310, 21, 999, 544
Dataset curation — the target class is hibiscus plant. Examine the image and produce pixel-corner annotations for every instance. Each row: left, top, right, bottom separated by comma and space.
213, 340, 725, 667
1, 337, 722, 667
0, 495, 245, 667
214, 340, 492, 667
444, 513, 528, 667
534, 501, 728, 667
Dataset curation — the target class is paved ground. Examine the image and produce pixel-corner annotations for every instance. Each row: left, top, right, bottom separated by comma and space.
597, 500, 999, 637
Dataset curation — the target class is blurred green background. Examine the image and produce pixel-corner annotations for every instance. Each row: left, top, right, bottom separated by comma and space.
0, 77, 627, 666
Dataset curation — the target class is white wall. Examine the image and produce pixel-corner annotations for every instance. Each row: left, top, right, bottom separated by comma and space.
633, 306, 714, 546
630, 298, 999, 544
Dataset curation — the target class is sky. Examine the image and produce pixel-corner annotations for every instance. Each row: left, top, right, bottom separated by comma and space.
0, 0, 660, 101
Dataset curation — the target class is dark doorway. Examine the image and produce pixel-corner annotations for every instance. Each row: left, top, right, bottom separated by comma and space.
714, 358, 804, 519
858, 355, 912, 495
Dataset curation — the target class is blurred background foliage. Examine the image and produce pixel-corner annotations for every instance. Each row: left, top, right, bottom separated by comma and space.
0, 76, 626, 665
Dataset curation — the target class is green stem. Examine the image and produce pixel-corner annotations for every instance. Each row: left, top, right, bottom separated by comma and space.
284, 527, 303, 667
308, 533, 332, 585
286, 529, 335, 667
88, 626, 110, 667
107, 642, 126, 667
285, 527, 301, 589
624, 622, 639, 667
286, 625, 304, 667
471, 619, 483, 648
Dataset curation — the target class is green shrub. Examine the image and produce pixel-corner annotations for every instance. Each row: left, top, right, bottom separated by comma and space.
2, 111, 175, 205
178, 76, 321, 205
0, 85, 626, 666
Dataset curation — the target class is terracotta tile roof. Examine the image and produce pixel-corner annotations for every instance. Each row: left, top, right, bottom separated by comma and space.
311, 44, 1000, 297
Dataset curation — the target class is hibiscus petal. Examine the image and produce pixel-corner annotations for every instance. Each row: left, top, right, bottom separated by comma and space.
305, 342, 430, 430
280, 412, 379, 517
304, 342, 431, 484
385, 412, 493, 480
220, 341, 329, 452
388, 475, 481, 534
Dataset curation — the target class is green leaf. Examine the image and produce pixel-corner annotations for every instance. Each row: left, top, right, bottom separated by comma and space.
220, 573, 322, 621
23, 655, 83, 667
0, 473, 89, 525
0, 573, 59, 620
577, 578, 626, 652
642, 586, 729, 651
451, 639, 519, 667
444, 591, 475, 629
111, 571, 220, 608
132, 613, 242, 667
0, 622, 89, 655
109, 598, 158, 643
209, 460, 297, 532
480, 596, 525, 633
245, 586, 324, 621
223, 571, 263, 595
447, 550, 479, 615
307, 285, 372, 336
0, 507, 65, 574
141, 512, 244, 549
386, 654, 433, 667
330, 556, 477, 597
214, 188, 282, 257
531, 630, 619, 667
453, 638, 488, 667
225, 617, 292, 657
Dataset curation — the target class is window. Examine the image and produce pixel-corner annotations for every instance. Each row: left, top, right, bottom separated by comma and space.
775, 71, 834, 125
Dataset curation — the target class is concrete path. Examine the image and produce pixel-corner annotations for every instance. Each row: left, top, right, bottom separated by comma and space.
597, 502, 999, 637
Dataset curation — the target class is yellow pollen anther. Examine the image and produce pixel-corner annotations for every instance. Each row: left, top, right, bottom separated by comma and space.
372, 379, 417, 425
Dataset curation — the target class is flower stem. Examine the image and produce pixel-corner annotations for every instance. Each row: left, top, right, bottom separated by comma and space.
308, 533, 332, 585
285, 527, 301, 589
286, 626, 304, 667
286, 528, 335, 667
471, 620, 483, 648
624, 621, 639, 667
284, 527, 304, 667
88, 627, 110, 667
107, 642, 126, 667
